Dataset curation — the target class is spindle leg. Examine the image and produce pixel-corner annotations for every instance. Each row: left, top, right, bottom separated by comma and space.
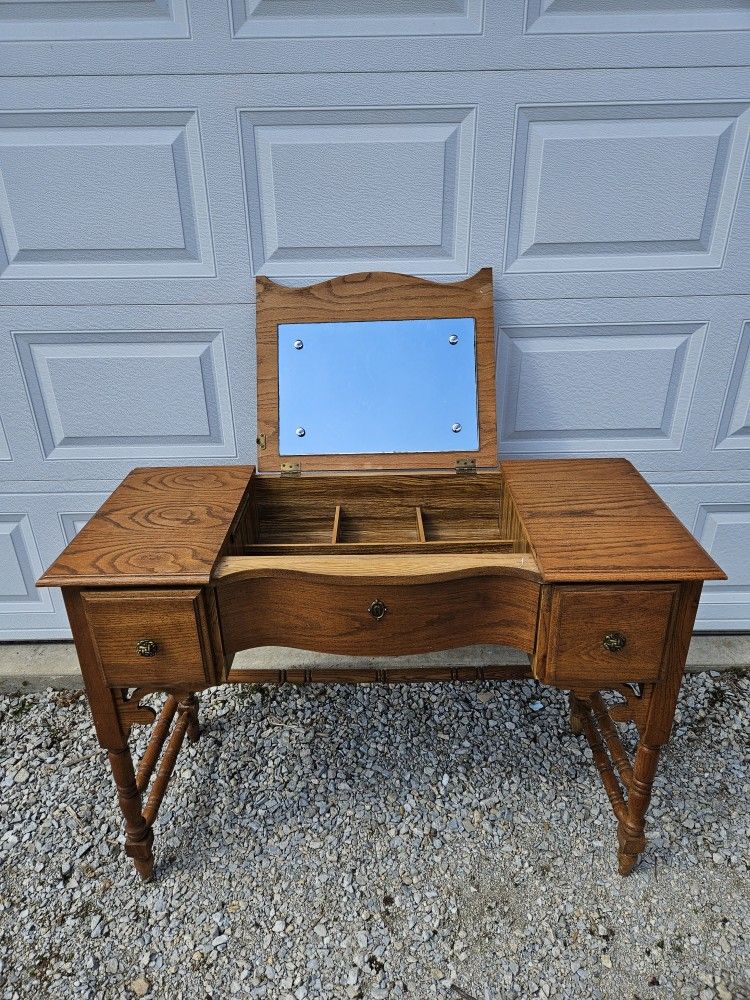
108, 746, 155, 881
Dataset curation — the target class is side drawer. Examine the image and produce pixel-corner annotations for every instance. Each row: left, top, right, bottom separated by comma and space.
81, 588, 220, 687
537, 584, 678, 687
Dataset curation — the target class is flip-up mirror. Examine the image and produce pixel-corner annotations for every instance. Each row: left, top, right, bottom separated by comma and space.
277, 317, 479, 456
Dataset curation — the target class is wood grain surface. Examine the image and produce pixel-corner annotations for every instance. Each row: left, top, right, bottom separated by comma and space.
80, 588, 222, 687
227, 664, 533, 685
255, 269, 497, 473
501, 458, 726, 583
539, 584, 678, 686
38, 466, 253, 588
213, 552, 540, 585
218, 574, 540, 657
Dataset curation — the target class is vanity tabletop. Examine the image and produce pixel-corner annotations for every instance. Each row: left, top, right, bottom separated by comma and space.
37, 465, 253, 589
37, 458, 724, 591
502, 458, 724, 583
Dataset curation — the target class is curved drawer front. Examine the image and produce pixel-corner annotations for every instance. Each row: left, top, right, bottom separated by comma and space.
81, 588, 219, 687
218, 574, 540, 657
538, 584, 678, 687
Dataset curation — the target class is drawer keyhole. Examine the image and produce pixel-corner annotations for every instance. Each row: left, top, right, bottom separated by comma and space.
368, 599, 388, 621
602, 631, 627, 654
136, 638, 159, 657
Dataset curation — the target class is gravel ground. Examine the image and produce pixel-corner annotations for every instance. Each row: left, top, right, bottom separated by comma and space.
1, 670, 749, 1000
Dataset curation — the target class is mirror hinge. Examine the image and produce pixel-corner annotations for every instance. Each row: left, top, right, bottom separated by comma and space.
280, 462, 301, 477
455, 458, 476, 475
256, 433, 267, 451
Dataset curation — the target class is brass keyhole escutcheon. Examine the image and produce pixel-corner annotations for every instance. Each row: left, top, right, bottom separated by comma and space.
136, 639, 159, 657
602, 631, 627, 654
368, 599, 388, 621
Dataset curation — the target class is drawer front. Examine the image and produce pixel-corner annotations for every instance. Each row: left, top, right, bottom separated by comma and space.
538, 585, 678, 687
81, 589, 219, 687
218, 574, 540, 657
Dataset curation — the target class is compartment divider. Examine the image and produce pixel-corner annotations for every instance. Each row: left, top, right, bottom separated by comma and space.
415, 506, 426, 543
331, 505, 342, 545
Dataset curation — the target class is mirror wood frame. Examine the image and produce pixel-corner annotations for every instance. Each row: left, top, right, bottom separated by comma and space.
255, 269, 497, 474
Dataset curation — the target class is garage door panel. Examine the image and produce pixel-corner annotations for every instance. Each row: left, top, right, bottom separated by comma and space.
0, 491, 78, 639
0, 110, 215, 282
0, 14, 747, 636
504, 101, 750, 276
0, 305, 255, 481
0, 0, 191, 41
0, 80, 251, 306
652, 483, 750, 630
239, 106, 477, 277
0, 417, 9, 461
499, 321, 706, 457
493, 70, 750, 301
2, 70, 749, 305
524, 2, 749, 34
2, 3, 747, 76
715, 321, 750, 452
497, 295, 750, 474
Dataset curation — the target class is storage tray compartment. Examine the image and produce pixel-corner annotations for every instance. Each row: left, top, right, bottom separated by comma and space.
421, 502, 504, 542
234, 472, 530, 556
254, 502, 335, 546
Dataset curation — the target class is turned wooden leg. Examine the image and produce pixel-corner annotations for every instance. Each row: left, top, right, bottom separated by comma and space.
108, 747, 154, 882
64, 590, 206, 882
616, 742, 660, 875
568, 691, 587, 736
180, 692, 200, 743
574, 691, 671, 876
571, 582, 701, 876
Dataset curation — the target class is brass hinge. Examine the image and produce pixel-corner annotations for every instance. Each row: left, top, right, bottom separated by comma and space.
256, 433, 267, 451
280, 462, 301, 477
455, 458, 476, 475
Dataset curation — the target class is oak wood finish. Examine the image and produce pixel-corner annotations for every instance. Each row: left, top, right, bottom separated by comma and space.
569, 581, 703, 875
255, 270, 497, 473
535, 584, 679, 686
38, 465, 252, 589
502, 458, 724, 583
228, 664, 533, 685
218, 573, 540, 657
79, 588, 222, 688
62, 588, 156, 880
51, 469, 722, 882
213, 552, 539, 585
41, 269, 727, 882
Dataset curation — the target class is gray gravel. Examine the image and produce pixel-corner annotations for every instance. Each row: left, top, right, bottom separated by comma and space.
1, 670, 749, 999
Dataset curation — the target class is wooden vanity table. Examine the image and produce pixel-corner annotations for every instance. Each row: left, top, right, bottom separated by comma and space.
38, 270, 725, 881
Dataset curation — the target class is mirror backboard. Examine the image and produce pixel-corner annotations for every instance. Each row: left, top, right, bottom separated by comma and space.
277, 317, 479, 456
255, 269, 497, 473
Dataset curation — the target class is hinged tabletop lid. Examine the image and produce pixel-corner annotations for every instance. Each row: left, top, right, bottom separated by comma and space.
255, 269, 497, 474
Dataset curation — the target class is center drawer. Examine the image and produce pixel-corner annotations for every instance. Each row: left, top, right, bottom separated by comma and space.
218, 574, 540, 657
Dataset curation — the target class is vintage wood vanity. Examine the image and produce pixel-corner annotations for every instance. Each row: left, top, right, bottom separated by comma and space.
38, 270, 725, 881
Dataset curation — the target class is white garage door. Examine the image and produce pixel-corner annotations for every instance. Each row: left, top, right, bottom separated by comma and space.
1, 4, 748, 638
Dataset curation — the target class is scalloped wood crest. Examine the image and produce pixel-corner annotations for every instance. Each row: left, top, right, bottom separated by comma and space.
255, 269, 497, 474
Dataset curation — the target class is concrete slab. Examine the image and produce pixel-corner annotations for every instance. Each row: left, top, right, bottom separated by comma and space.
0, 635, 747, 693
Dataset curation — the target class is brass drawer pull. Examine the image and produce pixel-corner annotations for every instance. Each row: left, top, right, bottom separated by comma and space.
368, 599, 388, 621
602, 631, 627, 654
136, 639, 159, 657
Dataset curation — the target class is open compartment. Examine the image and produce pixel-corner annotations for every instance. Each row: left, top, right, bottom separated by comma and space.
335, 504, 420, 544
253, 501, 336, 546
234, 472, 531, 557
421, 502, 503, 542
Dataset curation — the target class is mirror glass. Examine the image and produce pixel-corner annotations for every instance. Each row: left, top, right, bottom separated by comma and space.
277, 317, 479, 456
